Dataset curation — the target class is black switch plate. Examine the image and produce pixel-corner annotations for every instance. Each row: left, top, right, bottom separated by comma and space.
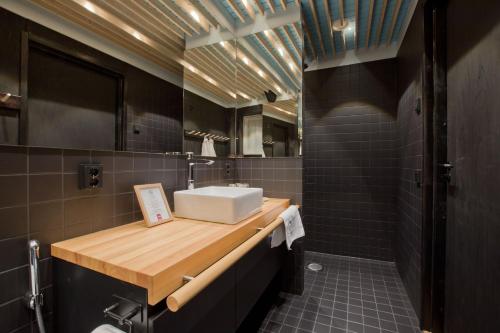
79, 163, 103, 189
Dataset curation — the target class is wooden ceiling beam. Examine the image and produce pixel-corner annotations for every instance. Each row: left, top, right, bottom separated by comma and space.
143, 0, 194, 37
187, 51, 239, 93
264, 0, 276, 14
34, 0, 182, 75
113, 0, 184, 39
97, 0, 183, 50
366, 0, 375, 47
61, 0, 184, 61
154, 0, 203, 34
227, 0, 246, 23
253, 0, 265, 15
338, 0, 346, 52
307, 0, 326, 57
255, 33, 300, 88
354, 0, 359, 48
240, 0, 256, 20
278, 0, 287, 10
185, 72, 235, 104
271, 29, 300, 69
189, 0, 220, 28
235, 43, 290, 93
376, 0, 388, 46
281, 26, 301, 59
322, 0, 336, 55
387, 0, 402, 45
302, 19, 317, 60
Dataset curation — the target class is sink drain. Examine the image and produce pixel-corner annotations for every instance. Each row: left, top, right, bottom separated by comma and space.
306, 263, 323, 272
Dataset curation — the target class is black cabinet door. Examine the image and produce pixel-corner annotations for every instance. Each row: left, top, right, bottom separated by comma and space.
149, 265, 236, 333
235, 238, 284, 327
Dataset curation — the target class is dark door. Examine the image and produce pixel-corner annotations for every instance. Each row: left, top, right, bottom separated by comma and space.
272, 124, 287, 157
444, 1, 500, 332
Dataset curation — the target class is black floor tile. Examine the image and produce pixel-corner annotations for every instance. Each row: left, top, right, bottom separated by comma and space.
258, 252, 420, 333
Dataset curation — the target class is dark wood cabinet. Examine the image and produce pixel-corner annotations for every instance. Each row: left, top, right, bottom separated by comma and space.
55, 238, 285, 333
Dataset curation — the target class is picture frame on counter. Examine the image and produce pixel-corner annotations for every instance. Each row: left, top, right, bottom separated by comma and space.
134, 183, 173, 227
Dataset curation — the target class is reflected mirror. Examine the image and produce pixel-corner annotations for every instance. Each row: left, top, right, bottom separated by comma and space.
235, 22, 303, 158
182, 38, 237, 157
182, 20, 303, 158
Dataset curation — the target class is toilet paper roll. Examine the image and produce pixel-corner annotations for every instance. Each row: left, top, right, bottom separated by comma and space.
91, 324, 126, 333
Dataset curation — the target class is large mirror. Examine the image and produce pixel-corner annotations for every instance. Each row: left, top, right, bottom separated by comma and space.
182, 39, 237, 157
182, 22, 303, 158
235, 23, 303, 158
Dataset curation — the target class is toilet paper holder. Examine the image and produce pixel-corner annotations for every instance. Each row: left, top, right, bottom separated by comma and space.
103, 295, 142, 333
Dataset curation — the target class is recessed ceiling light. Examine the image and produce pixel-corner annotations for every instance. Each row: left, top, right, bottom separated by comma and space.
219, 41, 225, 47
258, 70, 264, 77
132, 31, 142, 40
190, 11, 200, 22
278, 48, 284, 57
288, 62, 294, 70
243, 57, 249, 65
83, 1, 95, 13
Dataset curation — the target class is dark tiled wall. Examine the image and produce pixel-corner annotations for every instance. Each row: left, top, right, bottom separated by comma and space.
394, 2, 424, 320
233, 157, 304, 294
234, 158, 302, 205
303, 60, 398, 261
0, 145, 301, 332
0, 145, 192, 332
395, 81, 423, 319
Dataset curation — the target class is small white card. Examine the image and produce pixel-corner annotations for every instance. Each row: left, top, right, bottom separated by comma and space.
134, 184, 173, 227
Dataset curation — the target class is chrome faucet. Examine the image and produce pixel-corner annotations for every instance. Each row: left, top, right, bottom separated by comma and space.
186, 152, 214, 190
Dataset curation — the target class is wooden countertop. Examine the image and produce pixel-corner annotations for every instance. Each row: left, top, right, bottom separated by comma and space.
51, 198, 289, 305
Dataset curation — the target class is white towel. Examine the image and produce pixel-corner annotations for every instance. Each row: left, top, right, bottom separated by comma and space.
201, 137, 210, 156
208, 138, 217, 157
91, 324, 126, 333
271, 205, 305, 250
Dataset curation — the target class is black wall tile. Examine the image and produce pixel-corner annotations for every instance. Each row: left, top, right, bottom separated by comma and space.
0, 266, 29, 304
303, 59, 398, 261
0, 175, 27, 208
28, 147, 62, 174
394, 3, 425, 320
29, 201, 63, 233
0, 236, 28, 272
0, 298, 32, 332
0, 146, 27, 175
0, 206, 27, 239
62, 149, 91, 173
29, 175, 62, 203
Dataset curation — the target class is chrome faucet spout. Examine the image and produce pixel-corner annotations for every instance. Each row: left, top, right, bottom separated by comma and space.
186, 152, 214, 190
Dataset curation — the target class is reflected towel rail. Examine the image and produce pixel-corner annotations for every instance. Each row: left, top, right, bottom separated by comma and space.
184, 129, 231, 142
166, 216, 284, 312
0, 92, 21, 110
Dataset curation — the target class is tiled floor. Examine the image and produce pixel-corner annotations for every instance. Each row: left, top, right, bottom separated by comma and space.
259, 252, 420, 333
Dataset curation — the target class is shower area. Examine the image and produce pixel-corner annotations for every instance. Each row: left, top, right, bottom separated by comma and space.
258, 4, 426, 333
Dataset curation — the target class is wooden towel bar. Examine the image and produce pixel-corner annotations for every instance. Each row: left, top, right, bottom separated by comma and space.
166, 216, 285, 312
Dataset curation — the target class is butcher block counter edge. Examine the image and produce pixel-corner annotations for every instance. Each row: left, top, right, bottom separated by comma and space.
51, 198, 290, 305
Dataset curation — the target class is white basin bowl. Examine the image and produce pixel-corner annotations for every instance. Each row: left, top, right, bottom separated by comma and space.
174, 186, 263, 224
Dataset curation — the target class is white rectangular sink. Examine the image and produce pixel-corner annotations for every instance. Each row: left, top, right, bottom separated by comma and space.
174, 186, 263, 224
